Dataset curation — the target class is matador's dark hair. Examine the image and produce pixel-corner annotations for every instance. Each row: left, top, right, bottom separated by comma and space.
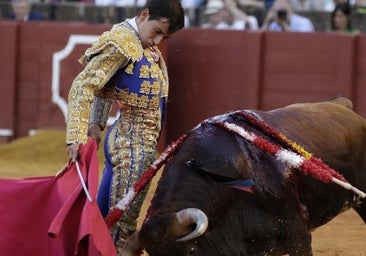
139, 0, 185, 34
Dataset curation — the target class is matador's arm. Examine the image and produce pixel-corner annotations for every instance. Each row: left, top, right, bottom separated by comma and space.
89, 97, 113, 131
66, 45, 128, 145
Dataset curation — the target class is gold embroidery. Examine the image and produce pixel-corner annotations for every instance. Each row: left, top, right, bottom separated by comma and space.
108, 107, 160, 248
157, 48, 169, 98
143, 49, 154, 63
129, 93, 139, 106
126, 63, 134, 74
149, 64, 160, 78
95, 87, 164, 111
80, 22, 143, 64
140, 81, 151, 94
139, 65, 149, 78
91, 77, 101, 85
140, 95, 149, 108
162, 81, 169, 96
149, 96, 159, 109
95, 69, 106, 78
150, 81, 160, 95
67, 44, 127, 144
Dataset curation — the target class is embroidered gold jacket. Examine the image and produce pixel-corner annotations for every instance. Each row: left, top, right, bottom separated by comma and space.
66, 21, 169, 144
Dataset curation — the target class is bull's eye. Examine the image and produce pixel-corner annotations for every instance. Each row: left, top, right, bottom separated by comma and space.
186, 159, 195, 167
186, 159, 203, 168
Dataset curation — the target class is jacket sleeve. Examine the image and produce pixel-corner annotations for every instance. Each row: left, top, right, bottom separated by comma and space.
66, 45, 128, 144
89, 97, 113, 131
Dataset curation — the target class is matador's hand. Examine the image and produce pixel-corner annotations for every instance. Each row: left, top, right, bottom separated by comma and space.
87, 123, 102, 149
67, 143, 79, 162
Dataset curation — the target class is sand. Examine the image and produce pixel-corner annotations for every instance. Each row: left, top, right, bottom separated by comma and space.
0, 130, 365, 255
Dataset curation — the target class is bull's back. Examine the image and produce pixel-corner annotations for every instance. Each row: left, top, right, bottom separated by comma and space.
257, 100, 365, 162
252, 99, 366, 225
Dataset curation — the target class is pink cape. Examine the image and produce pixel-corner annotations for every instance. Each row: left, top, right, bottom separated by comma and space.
0, 140, 117, 256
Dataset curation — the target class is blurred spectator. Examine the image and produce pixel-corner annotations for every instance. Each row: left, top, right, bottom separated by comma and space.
289, 0, 327, 11
325, 0, 357, 11
223, 0, 259, 29
263, 0, 276, 8
355, 0, 366, 5
201, 0, 226, 28
182, 0, 206, 26
237, 0, 265, 8
330, 2, 359, 33
328, 0, 366, 11
324, 0, 336, 11
261, 0, 314, 32
9, 0, 45, 21
334, 0, 354, 4
236, 0, 265, 26
201, 0, 259, 30
94, 0, 208, 7
94, 0, 146, 7
93, 0, 191, 26
181, 0, 206, 8
355, 0, 366, 13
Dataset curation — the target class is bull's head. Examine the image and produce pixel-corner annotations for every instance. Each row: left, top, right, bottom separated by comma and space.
120, 118, 273, 255
121, 208, 208, 256
121, 115, 293, 255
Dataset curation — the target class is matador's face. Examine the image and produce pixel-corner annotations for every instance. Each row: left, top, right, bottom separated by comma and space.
137, 8, 173, 49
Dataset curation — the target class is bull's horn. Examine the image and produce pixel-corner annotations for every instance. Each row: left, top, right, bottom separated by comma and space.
175, 208, 208, 242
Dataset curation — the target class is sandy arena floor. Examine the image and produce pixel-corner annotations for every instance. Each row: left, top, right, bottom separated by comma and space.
0, 130, 365, 255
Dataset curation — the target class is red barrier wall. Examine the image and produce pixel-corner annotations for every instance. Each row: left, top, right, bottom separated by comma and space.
0, 23, 365, 146
167, 28, 262, 140
166, 29, 364, 141
0, 22, 17, 143
354, 34, 366, 118
260, 31, 355, 110
16, 22, 44, 138
37, 22, 111, 130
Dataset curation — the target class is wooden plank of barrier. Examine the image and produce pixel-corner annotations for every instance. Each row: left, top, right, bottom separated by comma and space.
166, 28, 262, 142
37, 22, 110, 131
14, 22, 44, 138
0, 21, 17, 143
354, 34, 366, 119
260, 31, 355, 110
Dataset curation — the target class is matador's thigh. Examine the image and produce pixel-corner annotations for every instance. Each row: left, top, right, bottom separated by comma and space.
106, 107, 160, 250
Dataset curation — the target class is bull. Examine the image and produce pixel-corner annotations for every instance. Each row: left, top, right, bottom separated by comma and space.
122, 97, 366, 256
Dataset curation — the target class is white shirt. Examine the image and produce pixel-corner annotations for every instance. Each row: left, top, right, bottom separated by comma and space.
181, 0, 205, 8
126, 17, 139, 32
94, 0, 146, 7
268, 13, 314, 32
289, 0, 327, 11
216, 16, 259, 30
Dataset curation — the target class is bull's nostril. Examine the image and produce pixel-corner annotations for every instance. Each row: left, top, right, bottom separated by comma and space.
189, 247, 196, 255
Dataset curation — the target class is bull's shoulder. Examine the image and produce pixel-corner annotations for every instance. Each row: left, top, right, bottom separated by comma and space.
328, 96, 353, 109
283, 96, 353, 111
252, 97, 364, 132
